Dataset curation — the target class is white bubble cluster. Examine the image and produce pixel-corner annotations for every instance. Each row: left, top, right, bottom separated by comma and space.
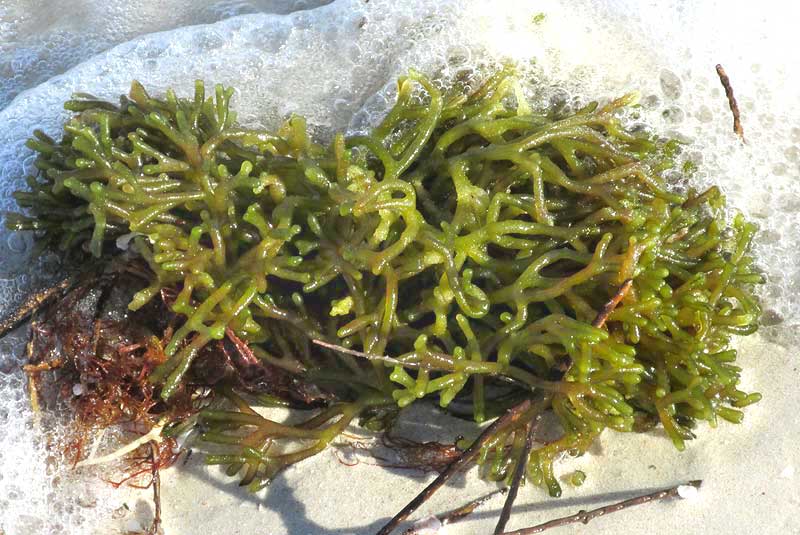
0, 0, 332, 110
0, 0, 798, 533
0, 328, 130, 534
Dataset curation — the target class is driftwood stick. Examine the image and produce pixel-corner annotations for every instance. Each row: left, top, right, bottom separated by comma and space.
494, 415, 540, 534
501, 480, 702, 534
715, 64, 744, 140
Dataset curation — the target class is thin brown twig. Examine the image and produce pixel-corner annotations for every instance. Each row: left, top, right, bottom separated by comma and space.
402, 489, 508, 534
376, 398, 538, 535
148, 442, 162, 535
592, 279, 633, 329
494, 414, 541, 534
501, 480, 702, 534
715, 64, 745, 141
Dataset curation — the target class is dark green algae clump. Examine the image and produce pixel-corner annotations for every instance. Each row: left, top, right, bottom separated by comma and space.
8, 69, 763, 496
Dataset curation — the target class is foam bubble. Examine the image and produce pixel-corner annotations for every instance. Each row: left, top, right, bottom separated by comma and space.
677, 484, 700, 500
0, 1, 798, 533
0, 1, 333, 110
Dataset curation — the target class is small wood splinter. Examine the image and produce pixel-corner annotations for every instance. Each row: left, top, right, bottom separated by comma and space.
494, 415, 540, 534
715, 64, 745, 141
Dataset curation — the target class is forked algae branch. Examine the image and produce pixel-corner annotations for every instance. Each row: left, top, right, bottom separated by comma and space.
7, 67, 762, 520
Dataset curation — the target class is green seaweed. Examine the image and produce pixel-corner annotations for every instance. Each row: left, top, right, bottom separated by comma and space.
8, 68, 763, 496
